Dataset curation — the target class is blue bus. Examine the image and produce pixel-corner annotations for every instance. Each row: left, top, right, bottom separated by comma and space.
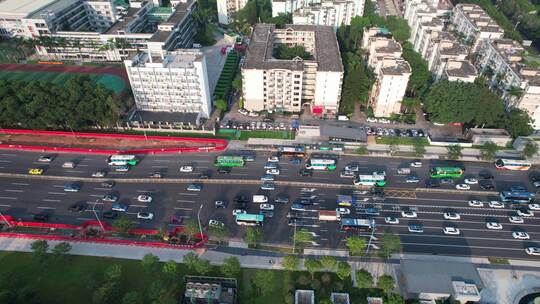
499, 191, 535, 204
337, 195, 356, 207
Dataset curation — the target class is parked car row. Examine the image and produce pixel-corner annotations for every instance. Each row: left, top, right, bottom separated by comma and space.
366, 117, 414, 125
220, 120, 292, 131
364, 127, 425, 137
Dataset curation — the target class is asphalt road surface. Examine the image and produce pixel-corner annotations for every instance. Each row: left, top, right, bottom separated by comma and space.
0, 150, 538, 260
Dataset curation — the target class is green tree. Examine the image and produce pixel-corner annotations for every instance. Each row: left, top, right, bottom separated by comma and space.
480, 141, 498, 160
447, 145, 463, 160
215, 99, 228, 112
355, 269, 374, 288
194, 259, 211, 275
413, 137, 426, 157
113, 216, 135, 235
319, 299, 333, 304
209, 225, 229, 244
523, 140, 539, 158
183, 251, 200, 272
345, 236, 366, 256
183, 219, 200, 244
402, 43, 431, 97
504, 109, 533, 138
147, 280, 167, 302
379, 233, 402, 258
162, 260, 179, 280
141, 253, 160, 274
232, 74, 242, 91
385, 293, 406, 304
275, 44, 312, 60
221, 256, 242, 277
292, 229, 313, 252
30, 240, 49, 262
122, 291, 143, 304
336, 261, 352, 281
356, 146, 368, 155
377, 275, 395, 294
304, 259, 322, 279
51, 241, 71, 258
320, 256, 337, 271
385, 16, 410, 43
244, 226, 263, 247
281, 255, 300, 271
252, 270, 275, 295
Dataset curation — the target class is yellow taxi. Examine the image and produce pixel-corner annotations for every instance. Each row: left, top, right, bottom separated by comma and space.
28, 168, 44, 175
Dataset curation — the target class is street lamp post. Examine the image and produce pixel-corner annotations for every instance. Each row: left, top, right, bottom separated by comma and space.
365, 220, 376, 255
92, 200, 105, 231
197, 203, 204, 239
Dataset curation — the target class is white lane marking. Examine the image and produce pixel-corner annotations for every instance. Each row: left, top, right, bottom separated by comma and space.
53, 185, 65, 188
4, 189, 23, 193
11, 183, 29, 186
151, 165, 167, 168
312, 177, 328, 180
0, 153, 16, 156
125, 212, 138, 215
0, 160, 11, 163
177, 200, 196, 203
0, 204, 11, 207
230, 173, 249, 176
66, 170, 85, 173
89, 194, 103, 198
153, 159, 171, 163
37, 206, 56, 209
0, 196, 16, 200
129, 204, 147, 208
47, 192, 66, 195
378, 223, 540, 234
178, 193, 198, 196
174, 207, 193, 210
42, 199, 60, 202
93, 188, 110, 191
401, 242, 524, 251
77, 164, 89, 167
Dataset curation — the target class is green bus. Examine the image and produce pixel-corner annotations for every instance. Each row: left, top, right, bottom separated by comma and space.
215, 156, 245, 167
429, 167, 464, 178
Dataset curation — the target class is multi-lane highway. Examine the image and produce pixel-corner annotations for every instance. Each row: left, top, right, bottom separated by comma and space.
0, 150, 538, 259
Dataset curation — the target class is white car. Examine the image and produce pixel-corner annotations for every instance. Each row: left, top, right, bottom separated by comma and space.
486, 222, 503, 230
209, 219, 224, 228
455, 184, 470, 190
488, 201, 505, 209
385, 217, 399, 224
336, 208, 351, 215
237, 108, 248, 115
266, 168, 280, 175
468, 200, 484, 207
525, 247, 540, 256
366, 117, 378, 123
179, 166, 194, 173
509, 216, 524, 223
248, 111, 259, 117
517, 209, 534, 217
443, 212, 460, 220
410, 161, 422, 168
137, 212, 154, 220
464, 178, 478, 185
512, 231, 530, 240
356, 190, 369, 195
92, 171, 106, 178
529, 204, 540, 211
137, 195, 152, 203
267, 156, 280, 162
443, 227, 461, 235
264, 163, 278, 169
260, 204, 275, 211
401, 211, 417, 218
344, 165, 359, 172
260, 183, 276, 191
232, 209, 246, 216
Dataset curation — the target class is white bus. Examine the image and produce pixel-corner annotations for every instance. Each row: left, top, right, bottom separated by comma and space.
305, 158, 337, 171
494, 159, 531, 171
353, 174, 386, 186
107, 155, 139, 166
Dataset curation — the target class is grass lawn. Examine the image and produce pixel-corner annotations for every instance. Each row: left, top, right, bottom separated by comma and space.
238, 130, 295, 140
0, 251, 383, 304
375, 136, 429, 146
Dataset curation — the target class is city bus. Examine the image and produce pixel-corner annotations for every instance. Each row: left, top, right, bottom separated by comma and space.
429, 167, 464, 178
235, 213, 264, 226
495, 159, 531, 171
278, 146, 306, 158
215, 156, 245, 167
337, 194, 356, 207
305, 157, 337, 171
499, 191, 535, 204
107, 155, 139, 166
353, 174, 386, 186
340, 218, 374, 232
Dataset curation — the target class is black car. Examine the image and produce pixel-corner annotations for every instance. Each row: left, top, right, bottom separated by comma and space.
440, 178, 455, 185
299, 168, 313, 177
425, 179, 440, 188
529, 172, 540, 182
199, 173, 211, 179
479, 180, 495, 190
479, 171, 494, 180
101, 180, 115, 188
33, 213, 50, 221
234, 195, 248, 203
217, 167, 231, 174
102, 211, 118, 219
68, 202, 86, 213
296, 199, 314, 206
275, 195, 289, 204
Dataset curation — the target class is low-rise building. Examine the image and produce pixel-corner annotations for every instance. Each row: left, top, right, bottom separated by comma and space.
124, 49, 212, 124
241, 24, 343, 116
182, 276, 238, 304
291, 0, 364, 28
451, 3, 504, 52
331, 292, 351, 304
442, 60, 477, 82
369, 58, 411, 117
217, 0, 247, 24
295, 289, 315, 304
465, 128, 512, 146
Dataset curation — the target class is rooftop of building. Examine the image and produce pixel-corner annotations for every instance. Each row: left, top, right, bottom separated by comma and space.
295, 290, 315, 304
381, 59, 412, 75
0, 0, 63, 16
128, 49, 203, 68
444, 60, 477, 78
330, 292, 350, 304
455, 3, 503, 33
439, 41, 468, 56
372, 38, 402, 54
162, 0, 194, 25
104, 5, 144, 34
243, 23, 343, 72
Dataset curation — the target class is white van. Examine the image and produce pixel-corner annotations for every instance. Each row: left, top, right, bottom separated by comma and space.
252, 195, 268, 203
62, 161, 76, 168
397, 167, 411, 175
337, 115, 349, 121
192, 43, 202, 48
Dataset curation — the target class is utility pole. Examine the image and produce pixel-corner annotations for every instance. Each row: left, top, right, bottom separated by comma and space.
292, 221, 297, 253
0, 211, 12, 228
365, 220, 376, 255
92, 200, 105, 231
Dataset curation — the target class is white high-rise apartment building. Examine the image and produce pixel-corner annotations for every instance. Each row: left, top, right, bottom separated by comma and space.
217, 0, 247, 24
292, 0, 364, 29
241, 24, 343, 115
362, 27, 411, 117
272, 0, 318, 17
451, 3, 504, 52
124, 49, 213, 121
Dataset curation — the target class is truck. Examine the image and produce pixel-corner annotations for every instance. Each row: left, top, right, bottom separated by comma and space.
318, 210, 340, 221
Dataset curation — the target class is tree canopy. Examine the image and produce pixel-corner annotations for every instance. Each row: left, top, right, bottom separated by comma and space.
0, 77, 123, 130
402, 43, 432, 97
274, 44, 312, 60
